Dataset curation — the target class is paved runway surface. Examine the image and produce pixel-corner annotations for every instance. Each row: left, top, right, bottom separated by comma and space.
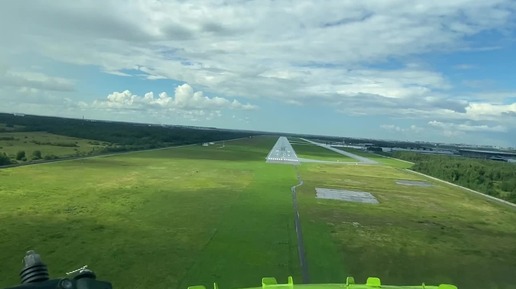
266, 136, 300, 164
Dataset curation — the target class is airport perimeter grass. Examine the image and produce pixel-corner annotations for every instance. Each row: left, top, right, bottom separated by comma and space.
297, 163, 516, 289
288, 138, 354, 162
0, 136, 300, 289
0, 131, 107, 159
2, 135, 516, 289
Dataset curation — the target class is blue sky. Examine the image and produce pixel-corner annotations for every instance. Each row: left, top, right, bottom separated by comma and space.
1, 1, 516, 147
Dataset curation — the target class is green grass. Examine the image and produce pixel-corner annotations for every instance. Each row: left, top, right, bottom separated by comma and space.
288, 138, 354, 162
296, 163, 516, 288
0, 131, 108, 160
1, 135, 516, 289
0, 136, 300, 289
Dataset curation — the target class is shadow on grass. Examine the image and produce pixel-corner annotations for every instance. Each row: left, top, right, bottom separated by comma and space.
341, 247, 516, 289
0, 216, 204, 289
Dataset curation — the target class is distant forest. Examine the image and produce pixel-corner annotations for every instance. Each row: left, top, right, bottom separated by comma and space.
393, 151, 516, 204
0, 113, 258, 164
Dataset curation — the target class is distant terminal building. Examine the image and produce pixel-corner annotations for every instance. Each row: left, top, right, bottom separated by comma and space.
458, 149, 516, 162
383, 147, 455, 155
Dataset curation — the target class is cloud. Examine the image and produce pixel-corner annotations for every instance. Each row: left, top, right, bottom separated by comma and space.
409, 125, 424, 133
334, 90, 469, 119
380, 124, 405, 132
92, 83, 258, 113
2, 0, 514, 102
0, 69, 75, 92
467, 91, 516, 102
380, 124, 423, 133
428, 120, 507, 133
323, 68, 449, 99
466, 102, 516, 119
1, 0, 515, 144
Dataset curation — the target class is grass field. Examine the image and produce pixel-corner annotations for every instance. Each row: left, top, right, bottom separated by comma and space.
288, 138, 354, 162
297, 163, 516, 288
1, 136, 516, 289
0, 136, 300, 289
0, 131, 108, 160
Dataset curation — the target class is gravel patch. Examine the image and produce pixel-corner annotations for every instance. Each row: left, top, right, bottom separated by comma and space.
396, 180, 433, 187
315, 187, 379, 204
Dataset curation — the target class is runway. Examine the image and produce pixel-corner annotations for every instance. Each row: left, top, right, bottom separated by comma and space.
265, 136, 300, 164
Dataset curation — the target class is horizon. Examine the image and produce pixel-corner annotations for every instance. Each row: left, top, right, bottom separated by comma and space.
2, 111, 513, 149
1, 1, 515, 147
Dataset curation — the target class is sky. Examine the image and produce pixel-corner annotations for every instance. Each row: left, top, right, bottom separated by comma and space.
1, 0, 516, 147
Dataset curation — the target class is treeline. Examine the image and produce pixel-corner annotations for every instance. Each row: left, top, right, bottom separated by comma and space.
31, 140, 78, 147
0, 153, 10, 165
393, 151, 516, 203
0, 113, 257, 148
0, 150, 67, 166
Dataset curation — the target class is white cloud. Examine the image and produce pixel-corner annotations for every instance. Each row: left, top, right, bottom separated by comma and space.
409, 125, 424, 133
1, 0, 513, 103
428, 120, 507, 133
0, 69, 76, 108
466, 91, 516, 102
92, 83, 257, 114
0, 0, 515, 144
103, 70, 132, 77
305, 68, 449, 99
380, 124, 424, 133
466, 102, 516, 118
0, 69, 75, 92
381, 124, 404, 132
